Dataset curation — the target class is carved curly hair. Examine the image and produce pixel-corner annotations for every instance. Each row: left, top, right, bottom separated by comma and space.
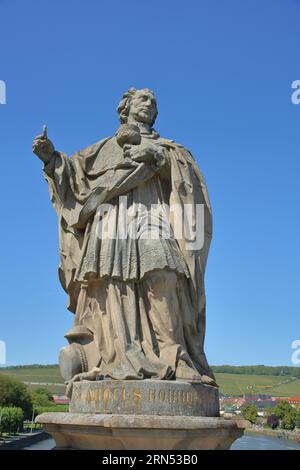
117, 87, 158, 126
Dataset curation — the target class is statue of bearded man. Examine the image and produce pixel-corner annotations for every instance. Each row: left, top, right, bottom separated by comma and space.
32, 88, 217, 395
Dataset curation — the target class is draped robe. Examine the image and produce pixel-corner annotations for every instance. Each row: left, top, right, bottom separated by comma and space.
43, 131, 214, 381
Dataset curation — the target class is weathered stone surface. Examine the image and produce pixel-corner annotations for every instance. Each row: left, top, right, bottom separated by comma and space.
32, 88, 217, 389
36, 412, 244, 450
33, 88, 245, 450
69, 379, 220, 417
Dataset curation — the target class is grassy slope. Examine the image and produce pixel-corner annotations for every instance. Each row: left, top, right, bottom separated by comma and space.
1, 366, 300, 396
0, 365, 64, 382
0, 365, 65, 394
216, 373, 300, 396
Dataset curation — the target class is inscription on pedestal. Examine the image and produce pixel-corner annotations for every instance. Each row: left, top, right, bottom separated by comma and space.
69, 380, 220, 417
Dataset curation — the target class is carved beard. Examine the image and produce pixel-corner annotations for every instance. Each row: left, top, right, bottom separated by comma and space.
130, 105, 156, 126
136, 109, 152, 123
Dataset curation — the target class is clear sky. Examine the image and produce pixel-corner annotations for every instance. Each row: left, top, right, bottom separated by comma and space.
0, 0, 299, 367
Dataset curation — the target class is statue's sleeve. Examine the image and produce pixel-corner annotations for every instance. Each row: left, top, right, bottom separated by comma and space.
42, 151, 83, 216
43, 138, 170, 225
42, 138, 113, 222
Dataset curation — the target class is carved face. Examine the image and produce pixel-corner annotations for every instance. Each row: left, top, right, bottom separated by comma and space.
128, 90, 157, 126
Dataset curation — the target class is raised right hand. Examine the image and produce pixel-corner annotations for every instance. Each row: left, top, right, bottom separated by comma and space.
32, 125, 55, 163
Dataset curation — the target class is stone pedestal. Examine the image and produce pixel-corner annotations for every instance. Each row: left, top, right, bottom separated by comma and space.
36, 413, 244, 450
36, 380, 245, 450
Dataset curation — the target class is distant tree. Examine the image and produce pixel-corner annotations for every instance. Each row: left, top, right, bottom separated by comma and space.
241, 403, 258, 424
4, 363, 299, 377
293, 410, 300, 428
281, 412, 295, 430
211, 365, 300, 378
34, 387, 53, 398
1, 364, 58, 370
0, 407, 24, 434
31, 388, 53, 407
264, 407, 275, 418
0, 374, 32, 419
267, 413, 279, 429
273, 400, 293, 419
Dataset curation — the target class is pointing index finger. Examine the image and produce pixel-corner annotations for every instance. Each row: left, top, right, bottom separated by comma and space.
42, 125, 47, 139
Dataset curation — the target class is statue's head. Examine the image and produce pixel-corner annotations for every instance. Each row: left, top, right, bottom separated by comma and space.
117, 88, 158, 127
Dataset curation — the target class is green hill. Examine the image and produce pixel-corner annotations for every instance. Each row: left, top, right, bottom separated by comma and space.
0, 364, 64, 394
1, 364, 299, 397
216, 373, 300, 396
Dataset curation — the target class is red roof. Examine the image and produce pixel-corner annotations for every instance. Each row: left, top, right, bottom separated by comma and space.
288, 397, 300, 403
52, 395, 69, 404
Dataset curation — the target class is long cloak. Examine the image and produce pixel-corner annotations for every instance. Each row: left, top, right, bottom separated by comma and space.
43, 134, 213, 377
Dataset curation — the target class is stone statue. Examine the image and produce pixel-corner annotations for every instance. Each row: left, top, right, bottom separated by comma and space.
33, 88, 217, 397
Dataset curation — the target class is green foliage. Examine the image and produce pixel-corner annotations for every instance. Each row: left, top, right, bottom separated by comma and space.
0, 374, 32, 419
271, 400, 299, 430
0, 407, 24, 434
273, 400, 293, 419
33, 404, 68, 418
2, 363, 299, 377
33, 387, 53, 400
241, 403, 258, 423
264, 407, 275, 418
215, 373, 300, 397
281, 412, 295, 430
0, 364, 58, 370
211, 365, 300, 378
1, 364, 300, 397
0, 365, 64, 395
294, 410, 300, 428
31, 388, 53, 407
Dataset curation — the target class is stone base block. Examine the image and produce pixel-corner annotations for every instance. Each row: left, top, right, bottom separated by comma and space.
69, 379, 220, 416
36, 413, 245, 450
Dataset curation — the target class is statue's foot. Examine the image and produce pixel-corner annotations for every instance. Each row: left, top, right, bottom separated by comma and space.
176, 360, 202, 382
200, 374, 218, 387
176, 360, 218, 387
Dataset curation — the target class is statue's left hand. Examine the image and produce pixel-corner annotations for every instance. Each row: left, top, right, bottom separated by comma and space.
123, 142, 158, 164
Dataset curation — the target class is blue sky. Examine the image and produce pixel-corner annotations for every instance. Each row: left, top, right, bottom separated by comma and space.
0, 0, 299, 367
